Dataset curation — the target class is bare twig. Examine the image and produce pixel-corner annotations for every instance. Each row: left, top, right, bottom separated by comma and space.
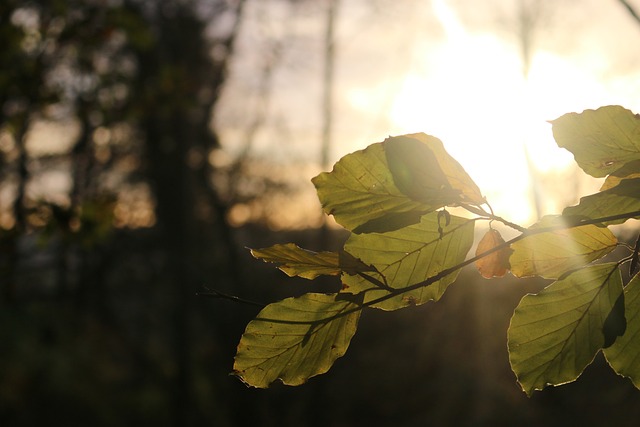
617, 0, 640, 26
197, 286, 265, 308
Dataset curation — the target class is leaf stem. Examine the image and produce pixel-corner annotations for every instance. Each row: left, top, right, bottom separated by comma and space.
461, 203, 527, 232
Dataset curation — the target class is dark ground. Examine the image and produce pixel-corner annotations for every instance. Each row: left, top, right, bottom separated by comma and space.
4, 224, 637, 427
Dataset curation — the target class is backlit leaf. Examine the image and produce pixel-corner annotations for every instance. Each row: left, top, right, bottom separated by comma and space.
250, 243, 373, 280
475, 228, 511, 278
341, 211, 474, 310
508, 263, 623, 395
604, 273, 640, 389
510, 215, 617, 279
312, 133, 483, 234
385, 133, 484, 205
601, 159, 640, 191
562, 178, 640, 226
233, 293, 361, 388
551, 105, 640, 178
384, 135, 461, 205
603, 291, 627, 348
312, 142, 430, 233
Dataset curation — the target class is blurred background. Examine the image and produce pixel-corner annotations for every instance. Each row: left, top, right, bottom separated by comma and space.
2, 0, 640, 426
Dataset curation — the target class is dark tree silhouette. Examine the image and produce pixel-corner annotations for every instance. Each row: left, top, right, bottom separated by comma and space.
0, 1, 246, 425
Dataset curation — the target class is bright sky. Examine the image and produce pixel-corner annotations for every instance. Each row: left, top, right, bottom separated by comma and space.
219, 0, 640, 229
346, 0, 640, 226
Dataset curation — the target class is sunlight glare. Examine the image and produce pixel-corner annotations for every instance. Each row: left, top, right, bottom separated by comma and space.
382, 0, 631, 226
389, 0, 533, 224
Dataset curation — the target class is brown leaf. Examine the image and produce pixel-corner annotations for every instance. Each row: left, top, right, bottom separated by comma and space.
475, 229, 511, 279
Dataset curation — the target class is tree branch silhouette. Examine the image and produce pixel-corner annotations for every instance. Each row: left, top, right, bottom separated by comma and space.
617, 0, 640, 26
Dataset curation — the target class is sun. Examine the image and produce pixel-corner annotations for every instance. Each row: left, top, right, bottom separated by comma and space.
384, 0, 619, 227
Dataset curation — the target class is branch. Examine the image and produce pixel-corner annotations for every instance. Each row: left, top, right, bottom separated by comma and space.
462, 203, 527, 232
252, 209, 640, 325
617, 0, 640, 26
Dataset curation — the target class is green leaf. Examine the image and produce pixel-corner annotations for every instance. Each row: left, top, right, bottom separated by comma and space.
384, 135, 457, 204
407, 133, 486, 205
312, 142, 429, 233
550, 105, 640, 178
508, 263, 623, 395
312, 133, 483, 233
601, 159, 640, 191
604, 273, 640, 389
603, 291, 627, 348
341, 212, 474, 310
233, 293, 361, 388
562, 178, 640, 226
384, 134, 484, 206
250, 243, 373, 280
510, 215, 618, 279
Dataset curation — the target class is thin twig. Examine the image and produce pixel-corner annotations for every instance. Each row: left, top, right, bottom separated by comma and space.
618, 0, 640, 26
462, 203, 527, 232
197, 287, 265, 308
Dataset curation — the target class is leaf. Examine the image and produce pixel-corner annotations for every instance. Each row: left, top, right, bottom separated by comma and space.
384, 133, 484, 205
350, 210, 429, 234
508, 263, 623, 395
233, 293, 361, 388
550, 105, 640, 178
312, 133, 483, 234
341, 212, 474, 310
562, 178, 640, 226
601, 159, 640, 191
603, 291, 627, 348
312, 142, 430, 233
475, 228, 511, 278
510, 215, 617, 279
631, 236, 640, 277
250, 243, 373, 280
604, 273, 640, 389
384, 135, 461, 205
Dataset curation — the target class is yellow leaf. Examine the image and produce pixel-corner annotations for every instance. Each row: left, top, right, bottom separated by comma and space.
600, 159, 640, 191
510, 215, 618, 279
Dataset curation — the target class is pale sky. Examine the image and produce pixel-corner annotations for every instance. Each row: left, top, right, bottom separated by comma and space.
217, 0, 640, 229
